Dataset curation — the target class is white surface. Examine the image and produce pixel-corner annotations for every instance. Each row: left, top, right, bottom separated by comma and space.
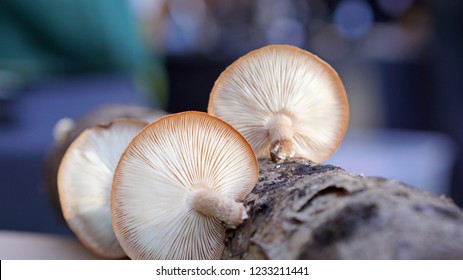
2, 260, 461, 280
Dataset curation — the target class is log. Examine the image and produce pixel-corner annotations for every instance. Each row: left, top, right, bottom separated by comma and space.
223, 158, 463, 259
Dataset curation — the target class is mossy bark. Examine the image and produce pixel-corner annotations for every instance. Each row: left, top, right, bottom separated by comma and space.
223, 159, 463, 259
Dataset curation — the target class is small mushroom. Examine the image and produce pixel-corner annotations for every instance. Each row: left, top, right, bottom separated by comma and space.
208, 45, 349, 163
111, 111, 258, 259
57, 118, 148, 258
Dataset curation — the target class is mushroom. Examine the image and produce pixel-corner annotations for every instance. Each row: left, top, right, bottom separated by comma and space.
111, 111, 258, 259
208, 45, 349, 163
44, 104, 166, 223
57, 118, 148, 258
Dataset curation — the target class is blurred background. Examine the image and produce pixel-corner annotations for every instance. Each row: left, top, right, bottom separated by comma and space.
0, 0, 462, 237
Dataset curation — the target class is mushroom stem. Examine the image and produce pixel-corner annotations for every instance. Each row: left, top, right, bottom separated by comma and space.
267, 112, 296, 162
189, 189, 247, 228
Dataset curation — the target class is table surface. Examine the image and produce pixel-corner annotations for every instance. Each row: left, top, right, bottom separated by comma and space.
0, 230, 102, 260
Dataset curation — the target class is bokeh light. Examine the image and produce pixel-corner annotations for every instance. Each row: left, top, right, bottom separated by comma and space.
334, 0, 374, 40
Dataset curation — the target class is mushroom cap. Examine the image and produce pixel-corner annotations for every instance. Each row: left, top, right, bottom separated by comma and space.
111, 111, 258, 260
208, 44, 349, 163
57, 118, 148, 258
44, 105, 166, 224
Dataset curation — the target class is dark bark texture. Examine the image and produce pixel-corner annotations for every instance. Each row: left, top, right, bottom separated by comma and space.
223, 159, 463, 259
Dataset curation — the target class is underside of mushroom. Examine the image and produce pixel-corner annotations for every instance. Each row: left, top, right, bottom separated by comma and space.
58, 118, 148, 258
112, 112, 258, 259
208, 45, 349, 163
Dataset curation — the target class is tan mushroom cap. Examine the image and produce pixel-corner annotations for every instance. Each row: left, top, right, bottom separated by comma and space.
208, 44, 349, 163
57, 118, 148, 258
112, 111, 258, 260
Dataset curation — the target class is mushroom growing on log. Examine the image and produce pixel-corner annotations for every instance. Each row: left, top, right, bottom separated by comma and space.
43, 105, 166, 223
222, 159, 463, 259
57, 119, 148, 258
208, 45, 349, 163
112, 112, 258, 259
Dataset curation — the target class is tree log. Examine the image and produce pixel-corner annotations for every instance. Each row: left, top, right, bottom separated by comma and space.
223, 158, 463, 259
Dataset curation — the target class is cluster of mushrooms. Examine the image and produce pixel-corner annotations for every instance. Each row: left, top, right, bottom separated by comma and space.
56, 45, 349, 260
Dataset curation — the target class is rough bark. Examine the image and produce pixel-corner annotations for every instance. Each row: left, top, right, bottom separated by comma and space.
223, 158, 463, 259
